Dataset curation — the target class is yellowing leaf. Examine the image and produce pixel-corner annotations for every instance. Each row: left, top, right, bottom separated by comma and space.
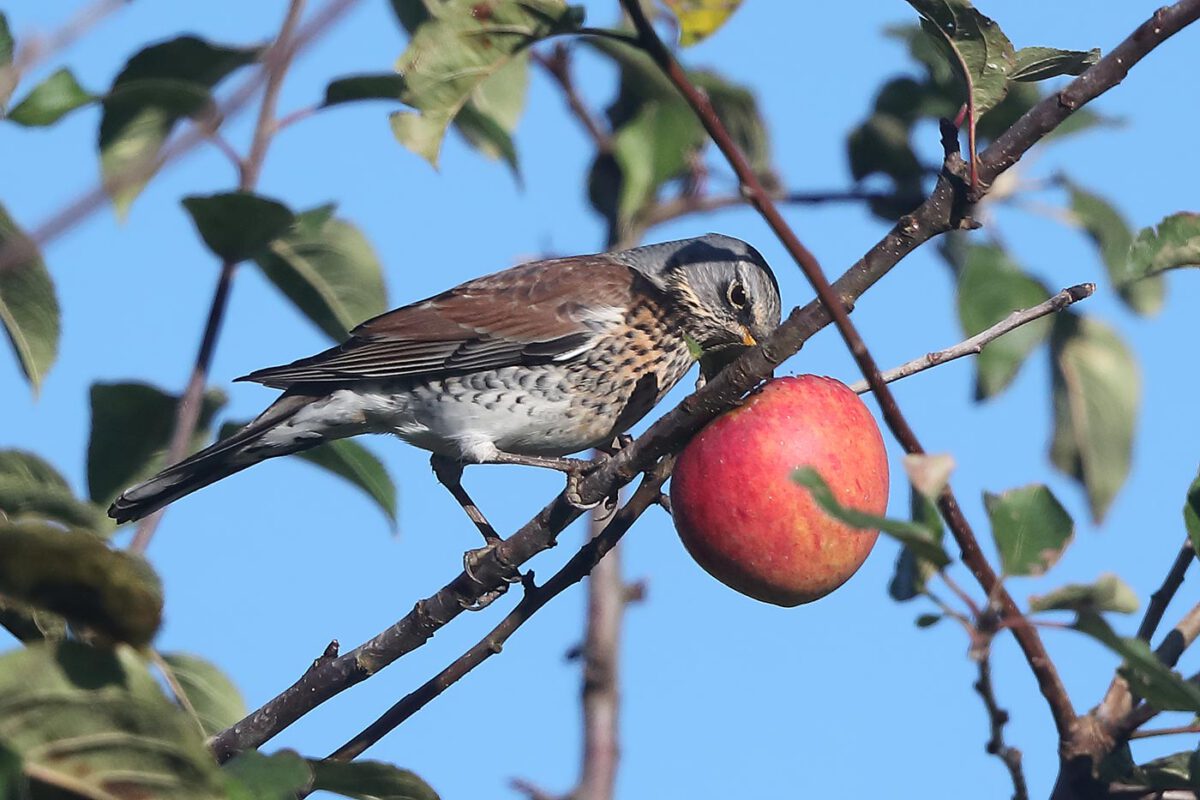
663, 0, 744, 46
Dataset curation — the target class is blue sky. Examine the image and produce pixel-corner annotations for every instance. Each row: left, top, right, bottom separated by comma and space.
5, 1, 1200, 798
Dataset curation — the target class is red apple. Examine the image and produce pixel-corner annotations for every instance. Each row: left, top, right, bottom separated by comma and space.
670, 375, 889, 606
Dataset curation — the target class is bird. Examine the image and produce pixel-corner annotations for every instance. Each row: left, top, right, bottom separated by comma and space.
108, 233, 782, 525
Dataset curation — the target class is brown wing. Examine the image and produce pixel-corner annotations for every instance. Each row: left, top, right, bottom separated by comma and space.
237, 255, 639, 389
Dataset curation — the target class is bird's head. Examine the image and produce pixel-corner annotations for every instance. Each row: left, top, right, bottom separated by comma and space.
622, 233, 782, 361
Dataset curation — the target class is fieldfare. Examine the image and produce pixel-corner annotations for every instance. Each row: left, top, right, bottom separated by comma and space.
109, 233, 782, 529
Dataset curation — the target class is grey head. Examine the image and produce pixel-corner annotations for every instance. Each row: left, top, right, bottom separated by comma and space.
615, 233, 782, 353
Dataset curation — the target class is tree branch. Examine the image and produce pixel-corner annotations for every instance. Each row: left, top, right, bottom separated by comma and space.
129, 0, 309, 554
210, 0, 1198, 762
636, 188, 907, 230
315, 461, 671, 768
533, 44, 611, 153
975, 652, 1029, 800
847, 283, 1095, 394
618, 0, 1080, 739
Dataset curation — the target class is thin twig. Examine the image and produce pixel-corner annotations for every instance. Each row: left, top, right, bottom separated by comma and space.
317, 461, 671, 767
210, 1, 1199, 762
0, 0, 360, 276
637, 188, 908, 229
129, 0, 309, 554
1139, 541, 1195, 642
1129, 724, 1200, 741
975, 652, 1029, 800
533, 44, 611, 153
847, 284, 1095, 394
618, 0, 1081, 739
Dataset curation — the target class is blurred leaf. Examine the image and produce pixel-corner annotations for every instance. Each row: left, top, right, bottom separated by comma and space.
612, 100, 703, 223
1185, 469, 1200, 560
0, 12, 11, 67
662, 0, 744, 46
253, 205, 388, 342
1075, 612, 1200, 713
87, 381, 228, 507
310, 759, 440, 800
161, 652, 246, 737
0, 201, 60, 391
0, 593, 67, 643
955, 243, 1051, 399
916, 613, 942, 627
0, 641, 226, 797
0, 449, 110, 533
1129, 212, 1200, 280
182, 192, 295, 263
1050, 314, 1138, 523
219, 420, 396, 524
873, 76, 956, 126
693, 69, 775, 183
848, 112, 923, 183
388, 0, 580, 167
0, 520, 162, 646
903, 453, 955, 499
1067, 181, 1164, 315
100, 36, 260, 217
6, 68, 95, 126
903, 0, 1015, 118
1029, 573, 1138, 614
455, 53, 527, 175
1011, 46, 1100, 82
224, 751, 312, 800
984, 483, 1073, 576
794, 467, 950, 568
889, 486, 947, 601
1137, 751, 1200, 791
323, 73, 406, 105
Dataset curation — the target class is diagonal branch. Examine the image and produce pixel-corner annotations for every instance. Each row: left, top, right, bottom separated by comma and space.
975, 651, 1029, 800
209, 0, 1199, 762
617, 0, 1077, 737
847, 283, 1095, 394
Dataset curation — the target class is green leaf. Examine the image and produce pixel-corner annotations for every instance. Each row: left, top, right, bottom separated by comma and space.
160, 652, 247, 737
662, 0, 744, 46
323, 73, 406, 106
0, 641, 226, 798
1186, 469, 1200, 560
903, 0, 1016, 118
100, 36, 260, 217
219, 421, 396, 524
452, 53, 527, 175
1029, 573, 1138, 614
955, 243, 1052, 399
1050, 314, 1139, 523
1011, 46, 1100, 82
253, 206, 388, 342
310, 759, 440, 800
388, 0, 580, 167
87, 381, 228, 507
6, 68, 96, 126
984, 483, 1073, 576
1128, 212, 1200, 280
902, 453, 955, 499
1066, 181, 1164, 315
916, 613, 942, 628
1137, 751, 1200, 791
794, 467, 950, 568
0, 449, 111, 533
1075, 612, 1200, 713
0, 520, 162, 646
224, 751, 313, 800
182, 192, 295, 263
612, 100, 704, 223
693, 69, 775, 183
889, 485, 947, 601
0, 201, 60, 391
0, 12, 12, 68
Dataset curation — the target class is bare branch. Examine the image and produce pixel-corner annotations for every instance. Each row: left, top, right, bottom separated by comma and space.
534, 44, 611, 153
1129, 724, 1200, 741
847, 283, 1095, 394
637, 188, 908, 230
129, 0, 310, 554
975, 653, 1030, 800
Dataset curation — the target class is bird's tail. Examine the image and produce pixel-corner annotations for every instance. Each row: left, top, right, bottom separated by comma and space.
108, 393, 321, 524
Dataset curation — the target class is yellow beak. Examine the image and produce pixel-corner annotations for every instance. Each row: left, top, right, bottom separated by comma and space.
740, 326, 757, 346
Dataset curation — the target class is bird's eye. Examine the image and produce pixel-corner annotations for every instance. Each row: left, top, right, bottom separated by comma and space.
727, 281, 747, 309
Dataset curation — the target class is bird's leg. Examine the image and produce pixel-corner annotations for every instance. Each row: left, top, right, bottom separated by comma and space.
481, 451, 601, 510
430, 454, 501, 545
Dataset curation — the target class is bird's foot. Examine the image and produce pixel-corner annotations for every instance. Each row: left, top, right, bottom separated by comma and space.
460, 540, 524, 611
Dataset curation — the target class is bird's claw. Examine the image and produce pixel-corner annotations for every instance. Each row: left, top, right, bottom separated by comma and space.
460, 541, 524, 611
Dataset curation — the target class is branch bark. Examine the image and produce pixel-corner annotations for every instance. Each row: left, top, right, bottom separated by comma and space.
210, 0, 1200, 765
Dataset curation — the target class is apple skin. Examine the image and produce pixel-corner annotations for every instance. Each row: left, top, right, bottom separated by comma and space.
669, 375, 889, 607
